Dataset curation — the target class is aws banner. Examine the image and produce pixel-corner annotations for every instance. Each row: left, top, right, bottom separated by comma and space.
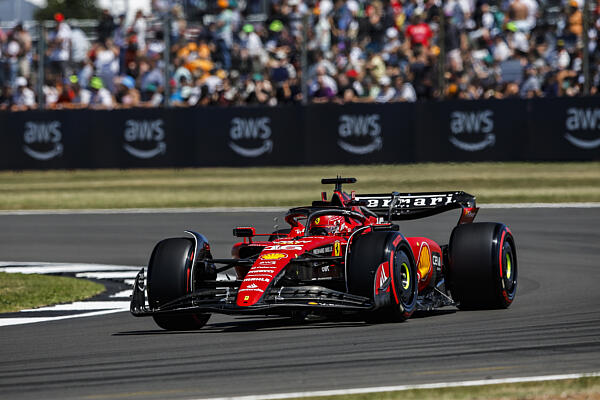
526, 97, 600, 160
304, 103, 416, 164
0, 98, 598, 170
185, 106, 304, 166
414, 100, 528, 162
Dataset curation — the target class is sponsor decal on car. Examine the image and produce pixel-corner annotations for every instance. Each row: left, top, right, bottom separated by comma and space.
416, 242, 431, 281
260, 253, 288, 260
275, 240, 311, 245
449, 110, 496, 151
243, 277, 271, 283
374, 262, 392, 307
432, 253, 441, 267
257, 261, 277, 265
123, 119, 166, 159
239, 283, 265, 293
564, 108, 600, 149
357, 194, 454, 209
312, 245, 333, 255
229, 117, 273, 157
337, 114, 383, 155
264, 245, 303, 251
247, 269, 277, 274
23, 121, 63, 160
333, 241, 341, 256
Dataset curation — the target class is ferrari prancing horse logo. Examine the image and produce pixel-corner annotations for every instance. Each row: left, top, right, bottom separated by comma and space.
333, 241, 341, 256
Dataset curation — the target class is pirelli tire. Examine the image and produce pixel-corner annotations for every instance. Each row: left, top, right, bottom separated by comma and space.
448, 222, 517, 310
147, 237, 212, 330
347, 231, 418, 322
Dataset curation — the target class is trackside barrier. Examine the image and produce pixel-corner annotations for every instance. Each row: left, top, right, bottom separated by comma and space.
0, 97, 598, 170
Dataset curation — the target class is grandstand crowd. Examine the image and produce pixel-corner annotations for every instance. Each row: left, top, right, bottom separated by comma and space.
0, 0, 598, 110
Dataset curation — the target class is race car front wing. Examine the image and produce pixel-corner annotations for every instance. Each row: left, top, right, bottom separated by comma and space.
130, 269, 374, 317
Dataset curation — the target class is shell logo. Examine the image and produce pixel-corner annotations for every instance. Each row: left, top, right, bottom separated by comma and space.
417, 243, 431, 281
260, 253, 288, 261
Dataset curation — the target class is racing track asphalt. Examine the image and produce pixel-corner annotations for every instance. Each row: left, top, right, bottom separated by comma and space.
0, 208, 598, 400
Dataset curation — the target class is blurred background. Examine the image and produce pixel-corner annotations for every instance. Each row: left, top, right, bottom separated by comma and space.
0, 0, 598, 110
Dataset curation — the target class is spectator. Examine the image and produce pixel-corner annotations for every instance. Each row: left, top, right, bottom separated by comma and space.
375, 75, 395, 102
70, 76, 92, 108
393, 74, 417, 101
131, 10, 148, 53
7, 1, 600, 111
12, 76, 35, 110
405, 13, 433, 48
88, 76, 114, 108
13, 24, 32, 80
115, 75, 141, 107
97, 9, 116, 44
0, 85, 14, 110
48, 13, 72, 79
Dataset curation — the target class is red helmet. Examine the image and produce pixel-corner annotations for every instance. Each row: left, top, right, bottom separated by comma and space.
308, 215, 350, 236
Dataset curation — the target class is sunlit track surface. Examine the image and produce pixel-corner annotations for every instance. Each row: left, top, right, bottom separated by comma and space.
0, 208, 598, 400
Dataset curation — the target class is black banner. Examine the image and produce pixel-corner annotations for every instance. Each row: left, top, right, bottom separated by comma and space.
0, 98, 598, 171
526, 97, 600, 160
304, 103, 416, 164
415, 99, 528, 162
187, 106, 304, 167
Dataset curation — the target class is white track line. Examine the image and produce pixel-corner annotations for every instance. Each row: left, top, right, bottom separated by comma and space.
20, 301, 131, 312
0, 263, 141, 274
0, 207, 288, 215
482, 202, 600, 208
0, 203, 598, 216
0, 308, 126, 327
75, 271, 140, 279
110, 290, 133, 298
200, 371, 600, 400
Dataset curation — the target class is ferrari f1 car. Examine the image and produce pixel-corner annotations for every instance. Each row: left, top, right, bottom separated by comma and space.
131, 178, 517, 330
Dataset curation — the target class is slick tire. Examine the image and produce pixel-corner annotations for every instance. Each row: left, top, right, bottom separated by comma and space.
347, 231, 418, 322
448, 222, 517, 310
147, 237, 211, 330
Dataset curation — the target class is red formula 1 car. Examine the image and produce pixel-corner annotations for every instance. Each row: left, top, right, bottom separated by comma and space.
131, 178, 517, 330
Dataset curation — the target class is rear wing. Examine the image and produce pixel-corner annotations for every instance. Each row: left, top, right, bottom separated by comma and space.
354, 191, 477, 222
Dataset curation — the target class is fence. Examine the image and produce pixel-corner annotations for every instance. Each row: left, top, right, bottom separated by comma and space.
0, 96, 598, 170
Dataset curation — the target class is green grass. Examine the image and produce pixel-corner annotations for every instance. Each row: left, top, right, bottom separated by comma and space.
289, 376, 600, 400
0, 272, 105, 313
0, 162, 598, 210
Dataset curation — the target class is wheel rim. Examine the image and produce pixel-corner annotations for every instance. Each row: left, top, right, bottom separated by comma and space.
397, 258, 414, 304
502, 241, 516, 294
400, 262, 410, 290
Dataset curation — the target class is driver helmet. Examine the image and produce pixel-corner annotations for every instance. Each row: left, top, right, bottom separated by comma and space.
308, 215, 349, 236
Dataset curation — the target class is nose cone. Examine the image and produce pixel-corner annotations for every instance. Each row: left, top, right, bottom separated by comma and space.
236, 252, 292, 306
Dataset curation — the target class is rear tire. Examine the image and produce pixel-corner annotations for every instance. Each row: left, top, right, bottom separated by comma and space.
347, 231, 418, 322
147, 238, 211, 330
448, 223, 517, 309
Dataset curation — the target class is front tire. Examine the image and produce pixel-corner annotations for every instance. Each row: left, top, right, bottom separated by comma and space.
347, 231, 418, 322
448, 222, 517, 309
147, 237, 211, 330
